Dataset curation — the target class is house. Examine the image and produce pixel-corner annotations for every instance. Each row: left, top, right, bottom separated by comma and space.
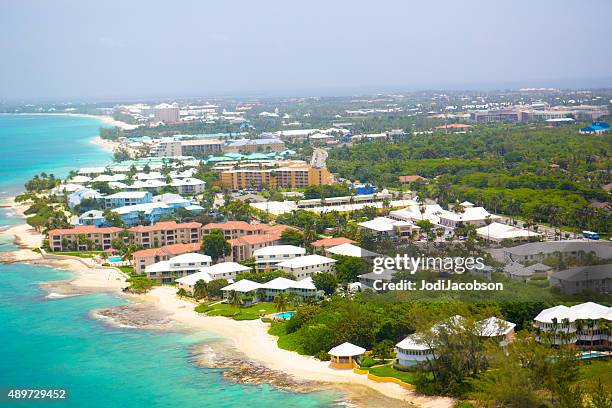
253, 245, 306, 271
77, 210, 106, 227
170, 178, 206, 195
133, 242, 201, 274
104, 191, 153, 209
48, 225, 124, 251
503, 240, 612, 264
220, 276, 317, 303
67, 187, 103, 209
549, 264, 612, 294
395, 335, 434, 367
276, 254, 337, 279
533, 302, 611, 346
325, 243, 381, 260
357, 217, 417, 240
144, 253, 212, 284
129, 221, 202, 248
328, 342, 366, 369
358, 269, 396, 289
220, 279, 263, 305
311, 237, 356, 251
176, 270, 215, 295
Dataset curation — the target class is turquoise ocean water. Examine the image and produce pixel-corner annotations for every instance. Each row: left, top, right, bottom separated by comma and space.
0, 115, 339, 407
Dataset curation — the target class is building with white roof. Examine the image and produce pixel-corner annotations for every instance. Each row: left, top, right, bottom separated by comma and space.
104, 191, 153, 208
437, 206, 499, 229
220, 276, 317, 304
176, 270, 215, 295
113, 202, 172, 226
144, 252, 212, 284
533, 302, 611, 345
253, 245, 306, 271
395, 335, 434, 367
325, 243, 380, 260
69, 175, 92, 184
328, 342, 366, 368
92, 174, 127, 183
170, 178, 206, 195
276, 254, 337, 279
477, 222, 541, 242
67, 187, 103, 209
357, 217, 417, 240
202, 261, 251, 280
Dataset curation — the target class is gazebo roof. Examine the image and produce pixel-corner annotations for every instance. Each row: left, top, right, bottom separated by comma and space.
327, 342, 366, 357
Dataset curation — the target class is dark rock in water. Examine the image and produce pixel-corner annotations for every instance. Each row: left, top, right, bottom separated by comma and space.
93, 304, 174, 329
192, 342, 321, 393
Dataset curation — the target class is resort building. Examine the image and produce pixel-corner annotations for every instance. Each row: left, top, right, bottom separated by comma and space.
155, 138, 223, 157
395, 335, 435, 367
144, 253, 212, 284
533, 302, 611, 346
129, 221, 202, 248
104, 191, 153, 209
203, 262, 251, 280
67, 187, 103, 209
476, 222, 540, 242
176, 271, 215, 295
253, 245, 306, 271
170, 178, 206, 195
276, 254, 337, 279
220, 279, 263, 305
76, 210, 106, 227
133, 242, 201, 274
311, 237, 356, 251
113, 202, 173, 226
549, 264, 612, 294
227, 233, 283, 262
357, 217, 417, 240
220, 163, 333, 190
504, 261, 551, 282
327, 342, 366, 369
202, 221, 288, 240
503, 241, 612, 264
223, 138, 285, 153
220, 276, 317, 303
437, 206, 499, 229
48, 225, 124, 252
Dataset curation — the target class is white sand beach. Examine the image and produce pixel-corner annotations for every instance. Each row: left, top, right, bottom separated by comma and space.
0, 199, 452, 407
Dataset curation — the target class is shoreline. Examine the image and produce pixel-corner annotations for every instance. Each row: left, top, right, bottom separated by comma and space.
0, 112, 138, 130
0, 201, 452, 408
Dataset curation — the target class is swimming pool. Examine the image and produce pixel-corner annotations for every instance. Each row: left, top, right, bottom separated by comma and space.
272, 311, 295, 320
107, 256, 123, 263
579, 352, 607, 359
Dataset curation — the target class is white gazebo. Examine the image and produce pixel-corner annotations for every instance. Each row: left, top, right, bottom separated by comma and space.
327, 342, 366, 368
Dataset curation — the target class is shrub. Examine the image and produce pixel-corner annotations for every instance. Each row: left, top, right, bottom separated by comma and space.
314, 350, 330, 361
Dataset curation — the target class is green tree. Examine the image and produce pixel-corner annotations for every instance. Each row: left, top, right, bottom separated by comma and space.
176, 288, 187, 299
274, 293, 289, 312
201, 231, 231, 262
193, 279, 208, 301
333, 255, 368, 284
280, 228, 305, 246
311, 272, 337, 296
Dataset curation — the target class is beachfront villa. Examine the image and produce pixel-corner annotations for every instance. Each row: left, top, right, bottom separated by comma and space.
220, 276, 317, 304
133, 242, 202, 274
533, 302, 612, 346
395, 316, 516, 367
276, 254, 337, 279
327, 342, 366, 369
144, 253, 212, 284
253, 245, 306, 271
176, 270, 215, 294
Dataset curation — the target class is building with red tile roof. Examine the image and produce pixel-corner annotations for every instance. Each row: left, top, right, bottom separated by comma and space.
48, 225, 124, 252
310, 237, 356, 250
226, 233, 282, 262
133, 242, 202, 274
202, 221, 290, 240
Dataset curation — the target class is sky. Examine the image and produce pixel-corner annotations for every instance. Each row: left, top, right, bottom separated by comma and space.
1, 0, 611, 101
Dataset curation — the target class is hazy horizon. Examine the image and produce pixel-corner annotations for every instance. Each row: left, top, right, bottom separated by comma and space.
1, 0, 611, 102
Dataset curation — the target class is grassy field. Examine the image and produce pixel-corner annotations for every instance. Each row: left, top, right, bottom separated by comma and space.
366, 364, 419, 383
195, 301, 278, 320
578, 359, 612, 391
116, 265, 135, 275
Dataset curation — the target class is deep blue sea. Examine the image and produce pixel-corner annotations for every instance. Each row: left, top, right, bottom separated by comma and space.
0, 115, 339, 407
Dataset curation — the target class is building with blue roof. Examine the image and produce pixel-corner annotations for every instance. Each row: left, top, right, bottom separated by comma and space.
580, 122, 610, 135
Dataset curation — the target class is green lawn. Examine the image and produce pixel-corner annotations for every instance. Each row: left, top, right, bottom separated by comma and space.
54, 251, 102, 258
117, 265, 135, 275
578, 359, 612, 391
195, 301, 278, 320
366, 364, 419, 384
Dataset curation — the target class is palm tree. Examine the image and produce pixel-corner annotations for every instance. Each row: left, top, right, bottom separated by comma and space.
193, 279, 208, 301
228, 290, 242, 309
484, 214, 492, 242
176, 288, 187, 299
274, 293, 289, 313
255, 288, 266, 302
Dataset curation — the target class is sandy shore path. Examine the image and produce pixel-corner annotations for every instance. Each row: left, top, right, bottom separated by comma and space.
141, 286, 454, 408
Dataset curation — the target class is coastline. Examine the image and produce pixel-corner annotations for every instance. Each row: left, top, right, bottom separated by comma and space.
0, 201, 452, 408
0, 112, 138, 130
